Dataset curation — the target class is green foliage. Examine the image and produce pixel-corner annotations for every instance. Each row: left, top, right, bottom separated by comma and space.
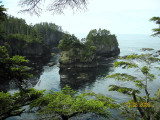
0, 15, 63, 56
10, 55, 29, 64
61, 85, 77, 96
81, 40, 96, 60
0, 45, 9, 59
7, 33, 42, 43
114, 61, 138, 68
108, 85, 140, 95
0, 2, 6, 39
106, 54, 160, 119
58, 34, 82, 51
141, 66, 149, 75
59, 33, 97, 63
120, 54, 160, 63
30, 86, 119, 120
0, 2, 6, 21
59, 28, 119, 63
0, 46, 32, 90
106, 73, 144, 89
106, 73, 136, 81
150, 17, 160, 36
0, 88, 44, 120
86, 28, 118, 47
34, 22, 63, 47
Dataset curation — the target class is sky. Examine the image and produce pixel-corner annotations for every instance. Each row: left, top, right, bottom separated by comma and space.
2, 0, 160, 38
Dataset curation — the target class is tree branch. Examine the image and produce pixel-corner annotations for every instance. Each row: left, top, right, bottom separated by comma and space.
18, 0, 88, 15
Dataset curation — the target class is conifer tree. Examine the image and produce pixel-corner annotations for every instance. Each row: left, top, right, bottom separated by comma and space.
29, 85, 119, 120
106, 54, 160, 119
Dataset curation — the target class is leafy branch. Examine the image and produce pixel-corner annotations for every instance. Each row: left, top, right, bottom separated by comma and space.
106, 54, 160, 119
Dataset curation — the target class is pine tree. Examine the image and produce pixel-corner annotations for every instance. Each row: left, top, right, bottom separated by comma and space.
106, 54, 160, 119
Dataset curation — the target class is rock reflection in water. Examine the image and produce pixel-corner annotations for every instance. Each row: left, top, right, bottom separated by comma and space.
0, 56, 51, 92
59, 68, 96, 90
59, 58, 115, 91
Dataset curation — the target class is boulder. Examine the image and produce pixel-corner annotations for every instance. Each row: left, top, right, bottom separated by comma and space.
156, 50, 160, 53
141, 48, 154, 51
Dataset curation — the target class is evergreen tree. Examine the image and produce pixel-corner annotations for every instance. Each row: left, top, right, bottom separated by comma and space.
106, 54, 160, 119
0, 4, 44, 119
0, 88, 44, 120
0, 45, 33, 90
58, 33, 82, 51
0, 15, 64, 56
0, 2, 6, 40
29, 85, 119, 120
86, 28, 118, 46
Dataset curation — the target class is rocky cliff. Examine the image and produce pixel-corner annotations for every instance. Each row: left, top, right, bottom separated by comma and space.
5, 32, 62, 57
59, 48, 99, 68
7, 39, 50, 57
87, 29, 120, 57
1, 16, 63, 58
59, 29, 120, 69
95, 41, 120, 57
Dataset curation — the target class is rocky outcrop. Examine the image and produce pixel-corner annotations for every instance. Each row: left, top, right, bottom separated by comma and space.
59, 45, 119, 69
59, 49, 99, 68
93, 34, 120, 57
59, 29, 120, 69
141, 48, 154, 51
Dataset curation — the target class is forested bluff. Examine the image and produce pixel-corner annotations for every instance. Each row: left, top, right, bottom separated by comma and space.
0, 15, 63, 57
0, 15, 120, 67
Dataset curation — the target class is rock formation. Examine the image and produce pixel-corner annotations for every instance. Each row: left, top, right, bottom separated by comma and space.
59, 29, 120, 69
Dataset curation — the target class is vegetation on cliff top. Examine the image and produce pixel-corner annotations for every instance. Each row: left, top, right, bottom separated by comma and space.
0, 15, 64, 56
58, 29, 119, 64
58, 33, 97, 63
87, 28, 119, 47
58, 34, 82, 51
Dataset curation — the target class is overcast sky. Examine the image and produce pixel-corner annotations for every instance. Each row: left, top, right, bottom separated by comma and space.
2, 0, 160, 38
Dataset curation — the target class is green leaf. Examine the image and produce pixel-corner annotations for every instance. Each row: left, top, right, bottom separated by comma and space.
108, 85, 141, 95
114, 61, 138, 68
106, 73, 137, 81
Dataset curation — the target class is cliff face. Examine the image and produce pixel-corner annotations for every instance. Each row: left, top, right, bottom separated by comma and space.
88, 30, 120, 57
1, 16, 63, 58
8, 40, 50, 57
6, 33, 62, 57
22, 43, 50, 57
95, 43, 120, 57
